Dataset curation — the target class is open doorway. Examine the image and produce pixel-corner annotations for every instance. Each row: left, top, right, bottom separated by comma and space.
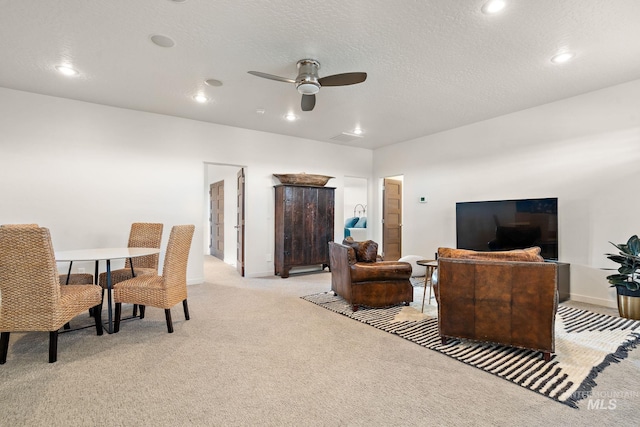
382, 175, 403, 261
210, 180, 224, 260
344, 177, 368, 241
205, 163, 246, 276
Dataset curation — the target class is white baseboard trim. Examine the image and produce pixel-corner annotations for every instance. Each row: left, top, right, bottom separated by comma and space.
245, 265, 328, 278
569, 293, 617, 309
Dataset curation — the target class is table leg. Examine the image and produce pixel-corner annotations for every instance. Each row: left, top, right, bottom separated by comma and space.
106, 259, 113, 334
88, 260, 98, 318
62, 262, 74, 329
65, 261, 72, 285
422, 266, 436, 313
129, 257, 138, 317
428, 267, 433, 303
417, 261, 436, 313
421, 274, 428, 313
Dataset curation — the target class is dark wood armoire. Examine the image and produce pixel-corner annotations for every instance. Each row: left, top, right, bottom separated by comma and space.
274, 185, 335, 278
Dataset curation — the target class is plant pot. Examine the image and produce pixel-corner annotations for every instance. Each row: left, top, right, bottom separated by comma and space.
616, 286, 640, 320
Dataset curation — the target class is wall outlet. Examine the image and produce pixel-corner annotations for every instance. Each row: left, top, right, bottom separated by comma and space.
78, 267, 85, 273
266, 253, 272, 262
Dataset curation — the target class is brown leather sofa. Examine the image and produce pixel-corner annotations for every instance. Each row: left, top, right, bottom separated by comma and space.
329, 240, 413, 311
436, 247, 558, 361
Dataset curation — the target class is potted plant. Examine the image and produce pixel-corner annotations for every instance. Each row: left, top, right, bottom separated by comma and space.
605, 235, 640, 320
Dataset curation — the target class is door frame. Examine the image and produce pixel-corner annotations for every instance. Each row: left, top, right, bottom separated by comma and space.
204, 163, 247, 274
236, 168, 245, 277
381, 175, 403, 261
209, 180, 224, 260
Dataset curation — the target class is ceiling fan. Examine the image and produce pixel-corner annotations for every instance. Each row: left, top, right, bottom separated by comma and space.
248, 59, 367, 112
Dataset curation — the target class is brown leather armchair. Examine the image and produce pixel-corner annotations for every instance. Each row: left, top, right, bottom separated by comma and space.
329, 241, 413, 311
436, 247, 558, 361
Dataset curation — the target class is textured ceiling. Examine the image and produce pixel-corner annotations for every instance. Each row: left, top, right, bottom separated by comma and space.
1, 0, 640, 149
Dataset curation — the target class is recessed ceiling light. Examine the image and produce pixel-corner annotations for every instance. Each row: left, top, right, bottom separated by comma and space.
150, 34, 175, 48
55, 65, 79, 76
204, 79, 223, 87
481, 0, 506, 14
193, 94, 209, 103
550, 52, 574, 64
353, 127, 363, 135
284, 113, 298, 122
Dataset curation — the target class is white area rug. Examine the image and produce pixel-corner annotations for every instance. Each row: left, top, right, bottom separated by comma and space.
302, 291, 640, 408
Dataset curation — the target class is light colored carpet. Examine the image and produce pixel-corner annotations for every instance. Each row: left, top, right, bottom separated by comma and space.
0, 256, 638, 426
302, 292, 640, 408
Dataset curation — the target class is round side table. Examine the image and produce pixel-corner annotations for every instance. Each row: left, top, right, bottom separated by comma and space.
416, 259, 438, 313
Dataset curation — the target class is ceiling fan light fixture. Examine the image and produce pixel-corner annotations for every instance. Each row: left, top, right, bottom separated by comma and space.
248, 58, 366, 112
296, 82, 320, 95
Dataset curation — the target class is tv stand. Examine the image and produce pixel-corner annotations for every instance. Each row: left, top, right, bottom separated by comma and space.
545, 260, 570, 302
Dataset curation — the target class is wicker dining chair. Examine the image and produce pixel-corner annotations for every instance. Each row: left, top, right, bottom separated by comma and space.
0, 223, 39, 228
59, 273, 95, 285
113, 225, 194, 333
0, 226, 103, 364
1, 224, 95, 286
58, 273, 96, 329
98, 222, 164, 289
97, 222, 163, 317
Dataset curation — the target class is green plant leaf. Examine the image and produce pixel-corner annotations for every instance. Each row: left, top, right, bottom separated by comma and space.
619, 265, 636, 275
605, 237, 640, 290
627, 235, 640, 256
610, 241, 630, 254
607, 274, 631, 286
606, 254, 633, 265
606, 252, 640, 264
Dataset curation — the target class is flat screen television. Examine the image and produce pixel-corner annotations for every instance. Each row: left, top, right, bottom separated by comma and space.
456, 197, 558, 260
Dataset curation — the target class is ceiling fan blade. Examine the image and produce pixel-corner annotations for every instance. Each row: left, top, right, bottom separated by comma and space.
301, 94, 316, 111
318, 72, 367, 87
247, 71, 295, 84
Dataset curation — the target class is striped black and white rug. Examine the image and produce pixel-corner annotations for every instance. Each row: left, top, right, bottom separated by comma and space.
302, 292, 640, 408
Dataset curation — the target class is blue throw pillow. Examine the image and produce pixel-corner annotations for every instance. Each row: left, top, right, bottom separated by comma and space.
354, 217, 367, 228
345, 217, 359, 228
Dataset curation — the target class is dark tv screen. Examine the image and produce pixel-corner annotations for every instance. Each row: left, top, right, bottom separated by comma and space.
456, 198, 558, 260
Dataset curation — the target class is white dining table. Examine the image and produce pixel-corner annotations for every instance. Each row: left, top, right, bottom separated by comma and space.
56, 247, 161, 334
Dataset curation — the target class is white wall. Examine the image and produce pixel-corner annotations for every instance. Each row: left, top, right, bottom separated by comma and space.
373, 78, 640, 308
0, 87, 373, 282
344, 177, 368, 220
